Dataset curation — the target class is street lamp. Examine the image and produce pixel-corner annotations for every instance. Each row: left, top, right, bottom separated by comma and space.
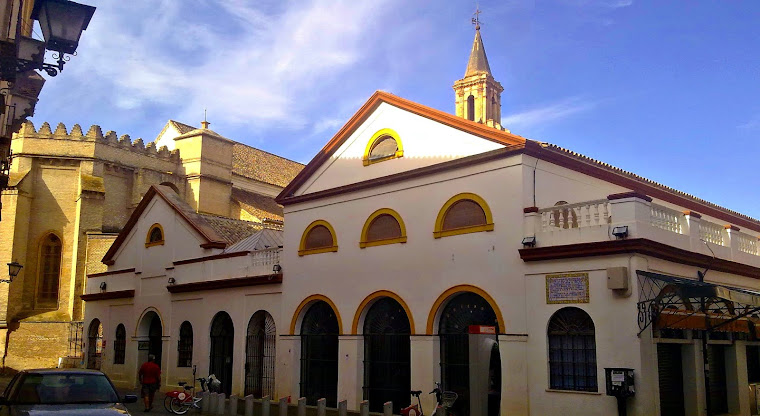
3, 261, 23, 283
0, 0, 95, 81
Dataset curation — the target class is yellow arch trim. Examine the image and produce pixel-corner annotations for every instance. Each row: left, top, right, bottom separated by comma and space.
433, 192, 494, 238
289, 294, 344, 335
299, 220, 338, 256
351, 290, 416, 335
425, 284, 505, 335
359, 208, 408, 248
145, 223, 165, 247
363, 128, 404, 166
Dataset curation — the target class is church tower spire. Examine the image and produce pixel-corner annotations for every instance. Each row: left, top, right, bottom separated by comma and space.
453, 12, 504, 129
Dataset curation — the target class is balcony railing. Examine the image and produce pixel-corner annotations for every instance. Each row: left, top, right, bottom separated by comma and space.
538, 199, 610, 232
650, 204, 683, 234
699, 221, 725, 246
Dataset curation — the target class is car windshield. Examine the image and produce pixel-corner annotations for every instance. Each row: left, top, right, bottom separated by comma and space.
12, 373, 119, 405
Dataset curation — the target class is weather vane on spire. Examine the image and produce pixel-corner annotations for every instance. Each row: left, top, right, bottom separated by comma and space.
472, 6, 482, 30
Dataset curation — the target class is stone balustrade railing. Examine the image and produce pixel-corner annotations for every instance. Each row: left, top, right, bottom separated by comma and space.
524, 192, 760, 265
250, 248, 281, 267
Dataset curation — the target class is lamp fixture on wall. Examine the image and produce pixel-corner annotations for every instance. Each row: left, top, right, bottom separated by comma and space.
521, 236, 536, 247
98, 281, 106, 292
167, 277, 176, 285
2, 261, 23, 283
272, 264, 282, 273
612, 226, 629, 239
0, 0, 96, 81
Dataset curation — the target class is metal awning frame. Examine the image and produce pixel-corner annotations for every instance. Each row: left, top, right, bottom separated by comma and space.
637, 270, 760, 336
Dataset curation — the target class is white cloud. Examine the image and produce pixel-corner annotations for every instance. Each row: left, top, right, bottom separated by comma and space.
501, 96, 597, 128
61, 0, 397, 129
739, 115, 760, 130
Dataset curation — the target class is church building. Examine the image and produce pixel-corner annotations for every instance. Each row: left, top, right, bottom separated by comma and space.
84, 26, 760, 416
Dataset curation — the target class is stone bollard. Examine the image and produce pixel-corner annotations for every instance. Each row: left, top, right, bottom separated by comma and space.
279, 397, 288, 416
297, 397, 306, 416
201, 391, 211, 413
359, 400, 369, 416
317, 398, 326, 416
338, 400, 347, 416
244, 395, 254, 416
262, 395, 271, 416
383, 402, 392, 416
228, 395, 238, 415
216, 393, 227, 415
208, 393, 218, 414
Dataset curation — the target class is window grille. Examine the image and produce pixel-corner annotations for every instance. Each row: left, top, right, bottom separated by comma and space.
304, 226, 333, 249
547, 307, 597, 392
38, 234, 62, 307
113, 324, 126, 364
177, 321, 193, 367
366, 214, 402, 242
368, 137, 398, 160
442, 200, 487, 230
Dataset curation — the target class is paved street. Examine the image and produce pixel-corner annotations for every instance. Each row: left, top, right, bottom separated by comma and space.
119, 388, 185, 415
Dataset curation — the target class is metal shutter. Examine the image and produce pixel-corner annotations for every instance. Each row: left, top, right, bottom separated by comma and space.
657, 343, 686, 416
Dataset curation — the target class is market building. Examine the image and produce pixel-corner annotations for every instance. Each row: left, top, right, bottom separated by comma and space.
84, 26, 760, 416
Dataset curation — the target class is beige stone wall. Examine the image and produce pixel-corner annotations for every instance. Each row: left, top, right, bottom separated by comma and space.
85, 234, 117, 277
4, 322, 71, 370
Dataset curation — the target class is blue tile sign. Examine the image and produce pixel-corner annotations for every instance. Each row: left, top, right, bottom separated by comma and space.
546, 273, 590, 304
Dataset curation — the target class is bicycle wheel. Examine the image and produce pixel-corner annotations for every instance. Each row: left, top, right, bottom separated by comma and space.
170, 397, 191, 415
164, 395, 173, 412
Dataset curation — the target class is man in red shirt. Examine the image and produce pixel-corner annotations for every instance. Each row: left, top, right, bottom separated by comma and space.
138, 354, 161, 412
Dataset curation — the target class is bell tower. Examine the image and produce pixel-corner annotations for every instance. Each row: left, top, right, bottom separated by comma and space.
453, 13, 504, 129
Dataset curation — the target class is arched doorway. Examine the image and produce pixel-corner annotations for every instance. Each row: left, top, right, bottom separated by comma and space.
86, 319, 103, 370
245, 311, 276, 398
363, 297, 411, 414
439, 292, 500, 416
137, 311, 163, 368
300, 301, 339, 407
209, 312, 234, 396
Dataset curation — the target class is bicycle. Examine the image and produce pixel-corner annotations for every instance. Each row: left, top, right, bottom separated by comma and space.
164, 366, 219, 414
402, 383, 458, 416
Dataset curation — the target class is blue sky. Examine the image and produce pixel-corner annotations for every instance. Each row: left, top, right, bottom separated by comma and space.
28, 0, 760, 218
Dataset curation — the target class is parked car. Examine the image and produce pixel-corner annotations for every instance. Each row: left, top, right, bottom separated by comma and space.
0, 368, 137, 415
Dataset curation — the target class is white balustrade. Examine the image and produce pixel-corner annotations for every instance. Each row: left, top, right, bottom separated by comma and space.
650, 204, 683, 234
538, 200, 609, 232
699, 221, 725, 246
250, 248, 281, 266
736, 232, 760, 256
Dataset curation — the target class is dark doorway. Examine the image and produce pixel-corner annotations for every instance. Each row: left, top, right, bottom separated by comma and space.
488, 343, 501, 416
439, 292, 499, 416
210, 312, 234, 396
148, 315, 162, 366
657, 343, 685, 416
86, 319, 103, 370
363, 297, 411, 414
245, 311, 276, 398
300, 301, 339, 407
708, 345, 728, 415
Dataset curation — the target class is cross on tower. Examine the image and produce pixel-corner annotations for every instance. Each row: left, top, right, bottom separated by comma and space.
472, 7, 482, 30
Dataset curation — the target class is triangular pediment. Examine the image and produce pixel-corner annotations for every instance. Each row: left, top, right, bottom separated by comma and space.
277, 91, 525, 202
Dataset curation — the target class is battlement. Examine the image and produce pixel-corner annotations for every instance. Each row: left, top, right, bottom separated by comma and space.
14, 121, 180, 162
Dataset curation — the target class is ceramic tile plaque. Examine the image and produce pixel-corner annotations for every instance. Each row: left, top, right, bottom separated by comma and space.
546, 272, 590, 304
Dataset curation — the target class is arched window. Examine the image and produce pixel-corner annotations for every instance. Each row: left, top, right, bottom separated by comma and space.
177, 321, 193, 367
360, 209, 407, 248
552, 201, 578, 229
146, 223, 164, 247
363, 129, 403, 166
37, 233, 62, 307
299, 220, 338, 256
245, 311, 276, 398
434, 193, 494, 238
301, 301, 339, 407
113, 324, 126, 364
547, 307, 597, 392
467, 95, 475, 121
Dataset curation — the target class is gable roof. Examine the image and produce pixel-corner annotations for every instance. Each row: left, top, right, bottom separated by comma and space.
101, 185, 262, 265
232, 144, 304, 187
276, 90, 527, 203
224, 228, 283, 253
232, 188, 283, 221
276, 91, 760, 233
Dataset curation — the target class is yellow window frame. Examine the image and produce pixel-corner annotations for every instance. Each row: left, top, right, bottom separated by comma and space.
433, 192, 494, 238
359, 208, 408, 248
145, 223, 165, 247
299, 220, 339, 256
363, 128, 404, 166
